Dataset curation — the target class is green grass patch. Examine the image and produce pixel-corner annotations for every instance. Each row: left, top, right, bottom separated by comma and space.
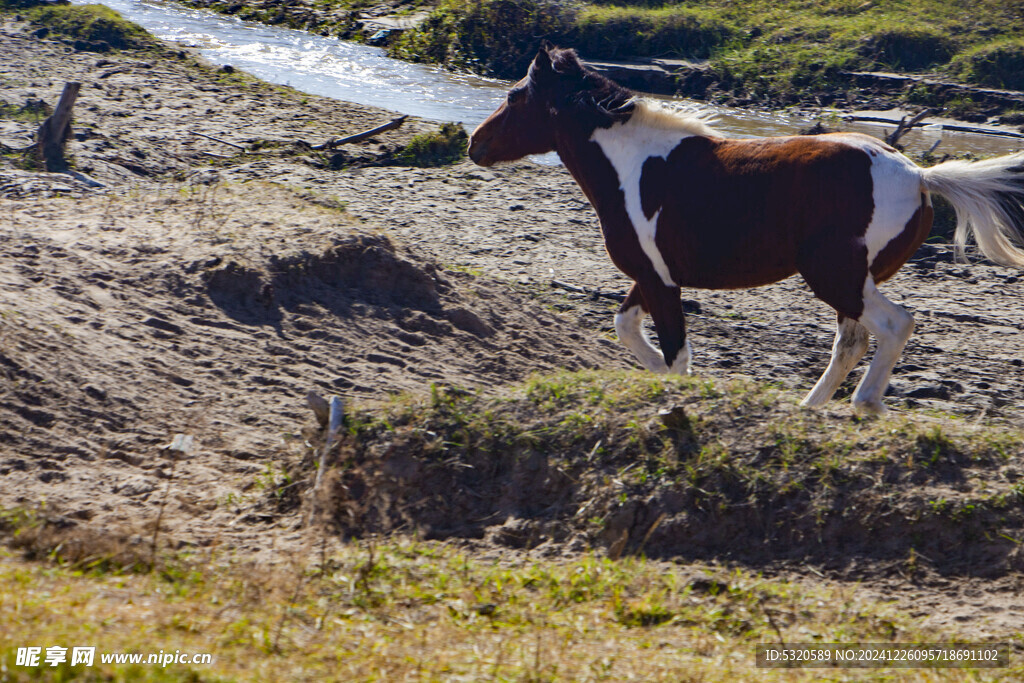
952, 39, 1024, 91
857, 27, 957, 71
27, 3, 156, 50
386, 0, 1024, 104
387, 122, 468, 167
320, 370, 1024, 574
574, 5, 731, 61
2, 538, 1015, 680
0, 97, 49, 123
388, 0, 575, 78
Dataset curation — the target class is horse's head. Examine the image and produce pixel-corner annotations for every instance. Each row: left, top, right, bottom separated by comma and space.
468, 43, 635, 167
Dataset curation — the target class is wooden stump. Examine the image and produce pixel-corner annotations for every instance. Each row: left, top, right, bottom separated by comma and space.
35, 82, 81, 172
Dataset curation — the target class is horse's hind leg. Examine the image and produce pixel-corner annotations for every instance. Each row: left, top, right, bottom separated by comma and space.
851, 279, 914, 414
798, 237, 912, 414
801, 314, 870, 408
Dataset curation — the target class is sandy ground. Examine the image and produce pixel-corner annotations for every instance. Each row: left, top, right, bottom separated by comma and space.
2, 15, 1024, 637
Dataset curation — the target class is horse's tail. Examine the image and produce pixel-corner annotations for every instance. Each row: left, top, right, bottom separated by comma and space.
920, 152, 1024, 267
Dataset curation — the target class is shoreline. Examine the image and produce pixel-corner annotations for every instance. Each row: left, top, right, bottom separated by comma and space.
174, 0, 1024, 128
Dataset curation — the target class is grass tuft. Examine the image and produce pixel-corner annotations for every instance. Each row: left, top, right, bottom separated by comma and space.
305, 370, 1024, 574
387, 122, 468, 167
27, 3, 156, 50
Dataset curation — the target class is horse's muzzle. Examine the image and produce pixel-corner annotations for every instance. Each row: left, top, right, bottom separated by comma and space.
468, 137, 492, 167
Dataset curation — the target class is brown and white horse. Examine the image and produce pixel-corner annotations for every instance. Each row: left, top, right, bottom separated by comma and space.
469, 43, 1024, 414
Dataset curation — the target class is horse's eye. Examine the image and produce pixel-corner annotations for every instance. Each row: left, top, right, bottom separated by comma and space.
507, 88, 527, 106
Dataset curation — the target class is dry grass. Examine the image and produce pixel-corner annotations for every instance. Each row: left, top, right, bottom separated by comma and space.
1, 534, 1019, 682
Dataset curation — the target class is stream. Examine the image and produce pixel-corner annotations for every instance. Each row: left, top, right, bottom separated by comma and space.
75, 0, 1024, 161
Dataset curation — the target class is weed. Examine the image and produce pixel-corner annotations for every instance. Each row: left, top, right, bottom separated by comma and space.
916, 424, 954, 467
385, 122, 468, 168
0, 97, 50, 123
442, 262, 483, 277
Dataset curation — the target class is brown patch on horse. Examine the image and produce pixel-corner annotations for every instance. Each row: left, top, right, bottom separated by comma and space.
640, 156, 668, 221
618, 282, 648, 313
640, 135, 874, 318
870, 193, 934, 283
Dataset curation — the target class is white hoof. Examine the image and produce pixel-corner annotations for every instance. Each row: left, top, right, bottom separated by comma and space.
666, 340, 692, 375
800, 391, 828, 409
852, 399, 888, 417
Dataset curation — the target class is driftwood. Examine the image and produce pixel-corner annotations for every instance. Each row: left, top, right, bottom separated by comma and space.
311, 115, 408, 150
35, 82, 80, 172
915, 121, 1024, 139
847, 113, 1024, 139
315, 395, 344, 492
884, 108, 935, 147
305, 391, 330, 427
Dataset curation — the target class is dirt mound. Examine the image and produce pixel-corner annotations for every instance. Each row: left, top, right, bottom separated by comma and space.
204, 234, 448, 326
4, 10, 1024, 640
308, 373, 1024, 579
0, 182, 626, 554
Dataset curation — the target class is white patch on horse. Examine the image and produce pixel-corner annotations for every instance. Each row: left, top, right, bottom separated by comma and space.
830, 133, 925, 267
590, 102, 716, 288
851, 277, 915, 414
669, 338, 693, 375
614, 305, 665, 372
614, 304, 693, 374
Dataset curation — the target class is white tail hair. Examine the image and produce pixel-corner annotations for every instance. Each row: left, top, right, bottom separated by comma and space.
920, 152, 1024, 267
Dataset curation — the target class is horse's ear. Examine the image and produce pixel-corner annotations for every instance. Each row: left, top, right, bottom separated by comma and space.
530, 45, 554, 82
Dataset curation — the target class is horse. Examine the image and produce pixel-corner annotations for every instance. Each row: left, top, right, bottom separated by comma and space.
468, 42, 1024, 414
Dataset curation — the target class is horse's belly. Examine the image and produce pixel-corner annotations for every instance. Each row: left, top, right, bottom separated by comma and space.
674, 252, 798, 290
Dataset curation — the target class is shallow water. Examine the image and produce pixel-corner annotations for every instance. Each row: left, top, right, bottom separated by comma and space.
78, 0, 1024, 161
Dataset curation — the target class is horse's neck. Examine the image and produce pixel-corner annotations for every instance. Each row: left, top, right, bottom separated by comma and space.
555, 128, 620, 216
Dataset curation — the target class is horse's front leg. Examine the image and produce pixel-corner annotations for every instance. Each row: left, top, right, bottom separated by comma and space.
644, 279, 691, 375
614, 283, 665, 372
614, 280, 690, 374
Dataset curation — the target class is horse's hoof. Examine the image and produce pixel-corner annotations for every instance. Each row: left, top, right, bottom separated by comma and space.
852, 400, 888, 417
666, 362, 690, 376
667, 344, 692, 375
799, 394, 827, 409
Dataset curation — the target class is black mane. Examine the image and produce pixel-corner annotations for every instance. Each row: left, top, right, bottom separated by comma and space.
547, 47, 635, 126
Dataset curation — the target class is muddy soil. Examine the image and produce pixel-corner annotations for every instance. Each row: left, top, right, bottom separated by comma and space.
2, 15, 1024, 637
